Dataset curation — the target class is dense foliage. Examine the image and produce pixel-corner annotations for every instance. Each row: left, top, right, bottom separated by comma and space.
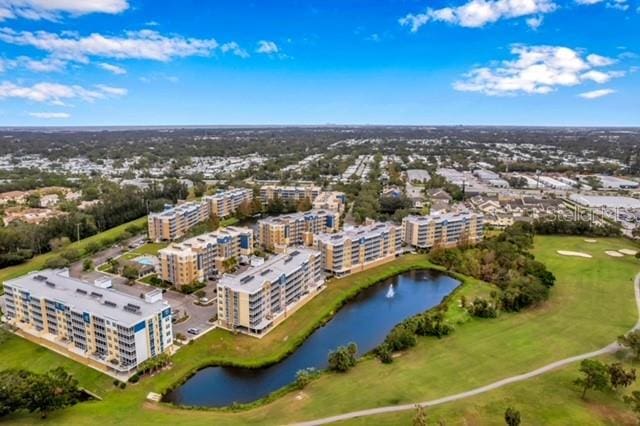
428, 224, 556, 312
532, 219, 622, 237
0, 367, 83, 418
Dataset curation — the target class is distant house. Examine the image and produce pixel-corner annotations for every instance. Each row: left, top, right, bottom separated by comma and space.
0, 191, 27, 205
426, 188, 452, 203
382, 186, 403, 198
39, 193, 60, 208
2, 208, 65, 226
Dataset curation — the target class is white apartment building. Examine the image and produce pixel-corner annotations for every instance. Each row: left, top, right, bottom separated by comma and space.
203, 188, 253, 217
258, 209, 339, 253
3, 269, 173, 377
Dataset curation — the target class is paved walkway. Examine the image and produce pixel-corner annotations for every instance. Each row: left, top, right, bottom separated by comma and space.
292, 273, 640, 426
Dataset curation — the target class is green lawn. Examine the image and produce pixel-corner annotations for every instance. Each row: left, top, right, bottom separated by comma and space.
2, 235, 639, 425
120, 242, 168, 260
0, 216, 148, 289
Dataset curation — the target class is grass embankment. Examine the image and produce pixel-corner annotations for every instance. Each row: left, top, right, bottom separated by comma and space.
120, 242, 168, 260
1, 236, 639, 425
0, 216, 148, 289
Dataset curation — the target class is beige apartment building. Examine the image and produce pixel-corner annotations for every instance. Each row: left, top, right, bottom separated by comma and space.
257, 209, 339, 253
158, 226, 254, 288
204, 188, 252, 217
312, 191, 347, 213
313, 221, 403, 277
147, 201, 209, 242
217, 247, 324, 336
402, 211, 484, 249
259, 185, 321, 204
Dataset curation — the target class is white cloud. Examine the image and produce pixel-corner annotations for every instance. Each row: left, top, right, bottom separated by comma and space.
98, 62, 126, 74
576, 0, 628, 10
94, 84, 127, 96
526, 15, 543, 29
453, 45, 622, 96
399, 0, 556, 31
0, 0, 128, 21
579, 88, 615, 99
0, 55, 66, 72
28, 111, 70, 118
0, 80, 126, 104
220, 41, 249, 58
256, 40, 279, 55
0, 28, 221, 62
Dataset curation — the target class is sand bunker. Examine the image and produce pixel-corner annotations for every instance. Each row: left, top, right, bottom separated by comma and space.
557, 250, 592, 258
584, 239, 597, 243
619, 249, 638, 256
605, 251, 624, 257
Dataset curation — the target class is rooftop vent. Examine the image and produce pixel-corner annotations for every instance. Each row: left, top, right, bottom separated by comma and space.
260, 268, 272, 276
45, 281, 55, 288
104, 300, 117, 308
76, 289, 87, 295
33, 275, 47, 282
90, 292, 103, 298
240, 275, 254, 284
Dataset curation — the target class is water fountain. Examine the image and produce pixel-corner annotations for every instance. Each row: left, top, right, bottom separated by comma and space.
386, 284, 395, 298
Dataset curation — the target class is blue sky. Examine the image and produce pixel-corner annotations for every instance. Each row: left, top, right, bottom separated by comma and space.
0, 0, 638, 126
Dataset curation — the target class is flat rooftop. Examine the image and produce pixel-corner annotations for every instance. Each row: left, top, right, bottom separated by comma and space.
160, 226, 252, 255
219, 247, 319, 294
405, 211, 482, 225
314, 221, 398, 245
569, 194, 640, 209
5, 269, 169, 327
259, 209, 333, 225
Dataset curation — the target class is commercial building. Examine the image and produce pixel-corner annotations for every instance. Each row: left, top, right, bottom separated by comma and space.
3, 269, 173, 377
203, 188, 253, 217
595, 175, 639, 190
258, 209, 338, 253
402, 211, 484, 249
259, 185, 321, 204
312, 191, 347, 213
217, 248, 324, 336
148, 201, 209, 242
569, 194, 640, 209
313, 221, 403, 276
158, 226, 254, 288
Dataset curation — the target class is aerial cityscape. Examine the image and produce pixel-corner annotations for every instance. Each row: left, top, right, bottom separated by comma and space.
0, 1, 639, 425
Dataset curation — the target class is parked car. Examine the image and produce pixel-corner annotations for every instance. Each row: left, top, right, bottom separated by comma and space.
187, 327, 201, 335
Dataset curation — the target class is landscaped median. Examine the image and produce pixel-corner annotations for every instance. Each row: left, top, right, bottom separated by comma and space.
0, 216, 148, 292
1, 235, 639, 425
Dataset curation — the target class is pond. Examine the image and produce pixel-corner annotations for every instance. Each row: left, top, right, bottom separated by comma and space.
164, 269, 459, 407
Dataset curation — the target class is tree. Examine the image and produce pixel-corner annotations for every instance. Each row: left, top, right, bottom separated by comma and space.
574, 359, 610, 399
633, 227, 640, 239
296, 197, 312, 212
624, 390, 640, 421
504, 407, 521, 426
618, 330, 640, 359
376, 343, 393, 364
327, 342, 358, 372
122, 264, 140, 281
607, 363, 636, 390
209, 213, 220, 231
295, 368, 318, 389
82, 258, 93, 271
0, 368, 82, 419
413, 405, 427, 426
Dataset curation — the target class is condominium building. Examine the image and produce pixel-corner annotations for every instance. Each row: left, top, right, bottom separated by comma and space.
258, 209, 339, 253
3, 269, 173, 377
259, 185, 321, 204
402, 211, 484, 249
312, 191, 347, 213
204, 188, 253, 217
158, 226, 254, 288
313, 221, 403, 276
217, 247, 324, 336
148, 201, 209, 242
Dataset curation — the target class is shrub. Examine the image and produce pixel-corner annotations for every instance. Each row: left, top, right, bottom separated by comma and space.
328, 342, 358, 372
44, 256, 69, 269
385, 324, 417, 352
376, 343, 393, 364
295, 368, 318, 389
468, 297, 498, 318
